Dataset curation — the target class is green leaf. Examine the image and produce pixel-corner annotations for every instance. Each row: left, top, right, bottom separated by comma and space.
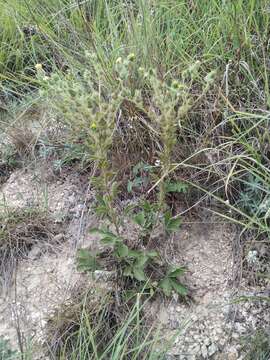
134, 255, 148, 268
146, 250, 159, 258
89, 227, 106, 235
171, 279, 188, 296
159, 278, 173, 297
142, 200, 153, 212
101, 235, 121, 246
127, 180, 133, 193
164, 212, 181, 233
127, 249, 142, 258
110, 181, 119, 199
134, 212, 145, 227
133, 267, 146, 281
168, 266, 186, 278
123, 203, 136, 215
77, 249, 99, 272
164, 181, 188, 193
89, 228, 122, 246
89, 228, 117, 238
133, 161, 145, 175
115, 243, 129, 258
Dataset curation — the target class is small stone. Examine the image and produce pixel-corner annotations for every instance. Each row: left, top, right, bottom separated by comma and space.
208, 343, 218, 357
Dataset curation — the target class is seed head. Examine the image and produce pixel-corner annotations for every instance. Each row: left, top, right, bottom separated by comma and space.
35, 63, 43, 70
127, 53, 135, 61
90, 122, 97, 130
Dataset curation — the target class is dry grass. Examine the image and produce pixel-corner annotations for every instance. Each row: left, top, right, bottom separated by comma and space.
0, 207, 62, 288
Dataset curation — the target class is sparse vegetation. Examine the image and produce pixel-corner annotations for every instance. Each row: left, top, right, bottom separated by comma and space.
243, 330, 270, 360
0, 336, 17, 360
46, 289, 171, 359
0, 207, 60, 288
0, 0, 270, 358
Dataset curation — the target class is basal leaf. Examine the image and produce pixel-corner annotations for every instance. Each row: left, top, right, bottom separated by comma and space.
127, 180, 133, 193
164, 181, 188, 193
89, 227, 105, 235
164, 215, 181, 233
115, 243, 129, 258
159, 277, 172, 297
133, 267, 146, 281
134, 255, 148, 268
168, 266, 186, 278
127, 249, 142, 258
134, 212, 145, 227
146, 250, 159, 258
171, 279, 188, 296
77, 249, 99, 272
101, 235, 121, 246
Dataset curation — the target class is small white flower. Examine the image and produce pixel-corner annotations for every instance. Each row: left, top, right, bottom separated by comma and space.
155, 159, 161, 166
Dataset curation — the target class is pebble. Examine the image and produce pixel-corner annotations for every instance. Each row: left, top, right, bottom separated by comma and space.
208, 343, 218, 357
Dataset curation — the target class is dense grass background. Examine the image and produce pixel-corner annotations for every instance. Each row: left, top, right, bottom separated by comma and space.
0, 0, 269, 252
1, 0, 269, 101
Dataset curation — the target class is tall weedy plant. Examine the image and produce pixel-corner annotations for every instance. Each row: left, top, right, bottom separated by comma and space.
41, 55, 214, 298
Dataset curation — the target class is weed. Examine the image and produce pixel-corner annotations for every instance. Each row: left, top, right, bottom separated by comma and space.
237, 174, 270, 219
43, 53, 203, 300
1, 0, 270, 358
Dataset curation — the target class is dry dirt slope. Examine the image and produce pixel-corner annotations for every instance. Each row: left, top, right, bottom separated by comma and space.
0, 164, 269, 359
